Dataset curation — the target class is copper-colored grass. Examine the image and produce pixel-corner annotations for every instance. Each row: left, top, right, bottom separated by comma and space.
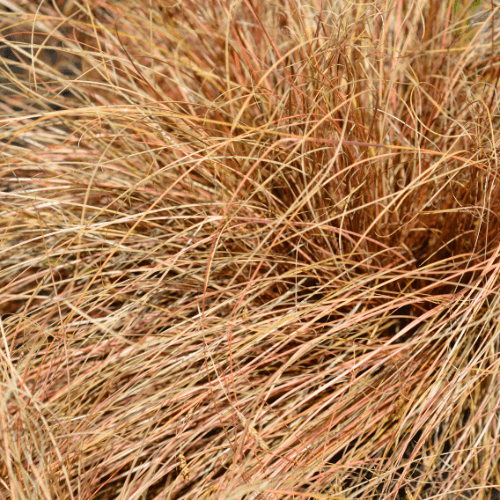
1, 0, 500, 498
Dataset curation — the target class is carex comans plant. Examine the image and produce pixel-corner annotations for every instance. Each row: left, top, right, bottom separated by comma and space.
1, 0, 500, 499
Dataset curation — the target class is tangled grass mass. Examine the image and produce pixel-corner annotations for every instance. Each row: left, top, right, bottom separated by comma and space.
2, 0, 500, 498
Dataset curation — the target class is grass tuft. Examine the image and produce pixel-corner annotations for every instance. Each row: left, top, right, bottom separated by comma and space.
1, 0, 500, 498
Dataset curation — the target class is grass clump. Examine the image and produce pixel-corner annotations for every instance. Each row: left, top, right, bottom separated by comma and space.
1, 0, 500, 498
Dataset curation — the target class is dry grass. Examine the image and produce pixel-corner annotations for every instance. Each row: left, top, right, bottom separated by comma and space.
1, 0, 500, 498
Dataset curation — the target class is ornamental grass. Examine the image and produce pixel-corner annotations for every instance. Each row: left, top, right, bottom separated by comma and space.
1, 0, 500, 498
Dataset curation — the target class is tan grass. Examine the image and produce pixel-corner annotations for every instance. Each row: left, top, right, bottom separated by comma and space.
1, 0, 500, 499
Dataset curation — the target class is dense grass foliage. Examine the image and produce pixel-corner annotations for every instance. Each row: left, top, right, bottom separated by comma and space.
1, 0, 500, 498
